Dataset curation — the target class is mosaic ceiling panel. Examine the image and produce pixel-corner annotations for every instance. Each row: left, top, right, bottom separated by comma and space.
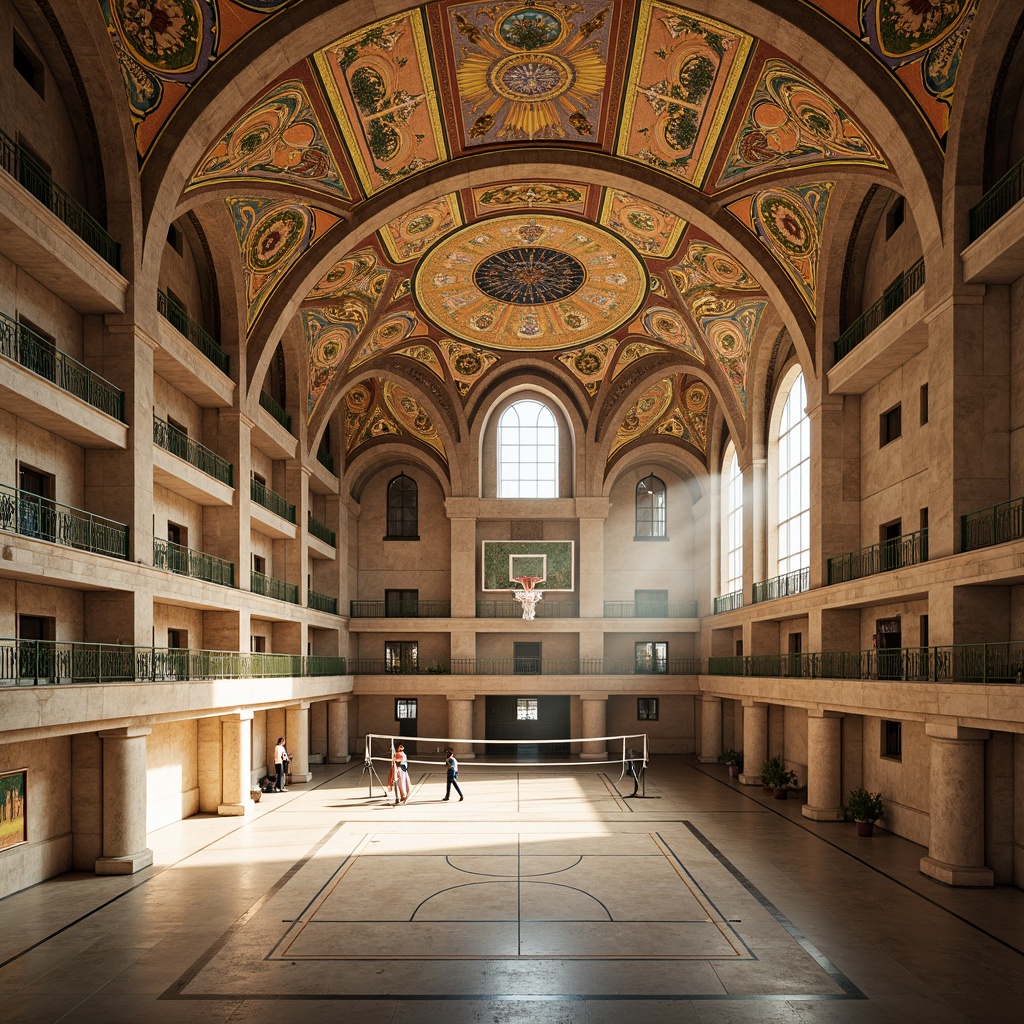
343, 378, 448, 463
471, 182, 589, 216
599, 188, 687, 258
608, 374, 710, 460
380, 194, 463, 263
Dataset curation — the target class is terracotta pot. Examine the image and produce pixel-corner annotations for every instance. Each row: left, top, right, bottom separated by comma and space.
773, 787, 788, 799
728, 765, 740, 778
856, 820, 874, 837
250, 789, 262, 803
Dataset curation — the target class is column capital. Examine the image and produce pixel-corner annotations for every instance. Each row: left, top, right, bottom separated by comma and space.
220, 709, 255, 723
580, 693, 609, 702
446, 694, 477, 703
925, 722, 990, 741
807, 709, 845, 720
98, 727, 152, 739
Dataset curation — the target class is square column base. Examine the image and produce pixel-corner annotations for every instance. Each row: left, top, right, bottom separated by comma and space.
802, 804, 845, 821
697, 755, 720, 764
218, 802, 250, 816
919, 856, 994, 887
738, 773, 763, 786
288, 772, 312, 784
329, 755, 353, 763
580, 752, 608, 761
95, 849, 153, 875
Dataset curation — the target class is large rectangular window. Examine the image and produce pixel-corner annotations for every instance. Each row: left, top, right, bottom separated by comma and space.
637, 698, 659, 721
395, 698, 418, 720
516, 698, 539, 720
635, 642, 668, 673
385, 641, 418, 673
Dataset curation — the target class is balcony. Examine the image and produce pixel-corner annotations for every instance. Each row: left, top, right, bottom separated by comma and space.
157, 289, 230, 375
251, 475, 296, 523
752, 567, 810, 604
259, 390, 292, 433
351, 599, 452, 617
153, 538, 235, 587
603, 600, 698, 618
476, 599, 580, 618
308, 589, 338, 614
251, 569, 298, 604
827, 528, 927, 585
153, 414, 234, 505
308, 512, 336, 547
961, 496, 1024, 552
346, 657, 703, 675
317, 446, 334, 474
0, 639, 345, 686
833, 258, 925, 363
0, 483, 128, 558
713, 589, 743, 614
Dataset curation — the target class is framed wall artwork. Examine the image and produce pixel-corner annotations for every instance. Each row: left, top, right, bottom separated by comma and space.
0, 769, 27, 850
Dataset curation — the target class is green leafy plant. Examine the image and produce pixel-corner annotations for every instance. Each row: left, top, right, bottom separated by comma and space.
759, 754, 798, 790
844, 787, 884, 823
717, 748, 743, 769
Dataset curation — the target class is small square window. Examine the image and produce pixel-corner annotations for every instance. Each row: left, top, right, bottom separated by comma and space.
883, 720, 902, 760
885, 196, 905, 239
395, 698, 418, 720
637, 698, 659, 721
880, 405, 902, 447
13, 35, 44, 98
516, 698, 538, 720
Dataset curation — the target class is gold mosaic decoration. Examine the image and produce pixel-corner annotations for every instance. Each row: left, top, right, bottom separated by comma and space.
473, 182, 588, 215
599, 189, 686, 258
343, 378, 447, 463
609, 374, 709, 459
380, 194, 462, 263
439, 339, 501, 396
554, 341, 615, 395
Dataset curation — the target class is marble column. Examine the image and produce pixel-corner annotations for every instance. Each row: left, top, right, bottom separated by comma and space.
739, 702, 768, 786
698, 694, 723, 763
802, 711, 844, 821
328, 696, 352, 762
920, 724, 994, 886
219, 711, 254, 816
580, 695, 608, 761
286, 703, 312, 784
95, 727, 153, 875
447, 696, 476, 758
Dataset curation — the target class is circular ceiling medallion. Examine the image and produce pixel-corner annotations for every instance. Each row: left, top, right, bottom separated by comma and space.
414, 214, 648, 351
490, 53, 575, 102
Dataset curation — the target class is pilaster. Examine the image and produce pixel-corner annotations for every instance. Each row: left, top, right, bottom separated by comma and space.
95, 727, 153, 875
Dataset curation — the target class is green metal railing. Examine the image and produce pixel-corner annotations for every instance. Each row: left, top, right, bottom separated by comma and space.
308, 589, 338, 614
970, 156, 1024, 241
0, 310, 125, 421
827, 528, 928, 584
961, 496, 1024, 552
603, 600, 699, 618
153, 414, 234, 486
752, 567, 810, 604
707, 641, 1024, 684
476, 599, 580, 618
153, 538, 235, 587
259, 390, 292, 433
251, 569, 298, 604
0, 128, 121, 270
713, 589, 743, 614
346, 657, 704, 676
351, 599, 453, 617
157, 291, 229, 375
0, 639, 345, 686
250, 474, 296, 523
308, 512, 336, 547
833, 257, 925, 363
316, 446, 335, 474
0, 482, 128, 558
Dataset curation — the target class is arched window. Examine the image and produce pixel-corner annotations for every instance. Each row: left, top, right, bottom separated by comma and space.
497, 400, 558, 498
723, 446, 743, 594
386, 474, 418, 538
777, 373, 809, 575
635, 474, 666, 538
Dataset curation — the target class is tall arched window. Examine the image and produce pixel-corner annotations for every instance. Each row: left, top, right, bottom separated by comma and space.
635, 474, 666, 538
386, 474, 418, 538
724, 446, 743, 594
777, 373, 809, 575
498, 400, 558, 498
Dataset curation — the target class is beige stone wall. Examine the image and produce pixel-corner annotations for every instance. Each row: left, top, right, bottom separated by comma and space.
153, 482, 203, 547
147, 719, 199, 830
861, 716, 930, 847
860, 193, 924, 309
2, 413, 85, 506
154, 602, 205, 649
0, 253, 85, 362
607, 694, 696, 755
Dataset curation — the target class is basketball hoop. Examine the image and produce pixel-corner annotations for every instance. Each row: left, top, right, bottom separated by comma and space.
512, 576, 543, 620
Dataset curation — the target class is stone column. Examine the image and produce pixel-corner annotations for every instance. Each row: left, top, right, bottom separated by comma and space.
577, 498, 610, 619
328, 696, 352, 762
447, 695, 476, 758
286, 703, 312, 784
802, 711, 844, 821
920, 723, 993, 886
748, 453, 767, 597
95, 727, 153, 875
446, 499, 477, 618
580, 695, 608, 760
219, 711, 255, 816
739, 702, 768, 786
698, 694, 723, 763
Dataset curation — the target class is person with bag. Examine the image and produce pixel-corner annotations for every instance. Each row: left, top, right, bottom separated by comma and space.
391, 743, 410, 804
442, 747, 464, 802
273, 737, 289, 792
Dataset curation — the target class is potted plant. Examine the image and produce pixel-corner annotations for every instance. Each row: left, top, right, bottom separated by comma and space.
759, 754, 798, 798
844, 787, 884, 836
718, 748, 743, 777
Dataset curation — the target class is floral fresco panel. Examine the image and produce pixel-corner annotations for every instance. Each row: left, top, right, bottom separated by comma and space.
472, 182, 589, 216
599, 189, 686, 258
609, 373, 711, 460
380, 194, 462, 263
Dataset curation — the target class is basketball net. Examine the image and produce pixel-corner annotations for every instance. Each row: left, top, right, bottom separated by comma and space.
512, 575, 543, 620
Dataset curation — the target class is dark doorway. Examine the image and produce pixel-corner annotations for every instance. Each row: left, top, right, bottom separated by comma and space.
513, 641, 541, 674
485, 695, 570, 759
18, 614, 54, 682
876, 617, 902, 680
881, 519, 902, 571
18, 464, 54, 541
396, 697, 418, 754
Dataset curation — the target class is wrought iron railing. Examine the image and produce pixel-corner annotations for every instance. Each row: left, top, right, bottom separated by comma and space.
0, 482, 128, 558
307, 512, 336, 547
251, 569, 298, 604
346, 657, 704, 676
308, 589, 338, 614
603, 600, 699, 618
157, 290, 229, 375
0, 127, 121, 269
476, 599, 580, 618
153, 538, 235, 587
752, 567, 810, 604
351, 599, 453, 617
153, 414, 234, 486
0, 639, 345, 686
316, 446, 335, 474
707, 641, 1024, 684
961, 496, 1024, 552
0, 309, 125, 421
827, 528, 928, 584
833, 257, 925, 363
713, 589, 743, 614
250, 474, 296, 523
970, 156, 1024, 241
259, 389, 292, 433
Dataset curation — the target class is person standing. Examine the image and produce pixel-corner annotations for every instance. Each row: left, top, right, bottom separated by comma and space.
392, 743, 410, 804
443, 747, 464, 802
273, 737, 289, 792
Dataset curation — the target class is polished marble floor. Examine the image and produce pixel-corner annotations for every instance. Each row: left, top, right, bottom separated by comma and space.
1, 755, 1022, 1023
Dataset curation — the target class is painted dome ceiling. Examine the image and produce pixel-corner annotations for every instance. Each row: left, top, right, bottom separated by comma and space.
100, 0, 979, 476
